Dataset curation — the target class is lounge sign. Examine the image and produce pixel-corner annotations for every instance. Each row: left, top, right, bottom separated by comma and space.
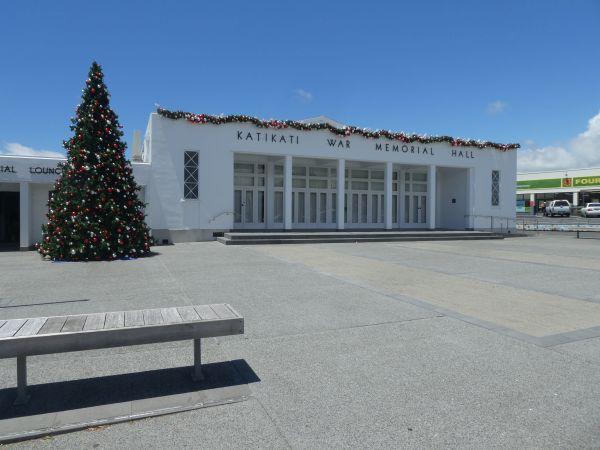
0, 165, 61, 175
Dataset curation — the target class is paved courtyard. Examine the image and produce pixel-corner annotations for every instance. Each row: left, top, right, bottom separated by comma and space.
1, 232, 600, 448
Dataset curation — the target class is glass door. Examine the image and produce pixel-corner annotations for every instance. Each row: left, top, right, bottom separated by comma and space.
233, 162, 266, 228
346, 168, 385, 228
402, 170, 428, 227
292, 165, 336, 228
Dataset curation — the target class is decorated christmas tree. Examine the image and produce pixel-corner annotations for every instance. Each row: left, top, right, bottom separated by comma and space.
37, 62, 153, 261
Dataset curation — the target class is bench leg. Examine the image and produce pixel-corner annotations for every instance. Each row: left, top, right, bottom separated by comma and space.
14, 355, 30, 406
192, 338, 204, 381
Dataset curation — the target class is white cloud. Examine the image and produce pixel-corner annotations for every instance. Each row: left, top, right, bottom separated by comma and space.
294, 88, 313, 103
518, 111, 600, 171
0, 142, 64, 158
486, 100, 507, 115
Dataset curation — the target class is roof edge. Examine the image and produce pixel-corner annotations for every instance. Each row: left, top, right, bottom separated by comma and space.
156, 107, 520, 151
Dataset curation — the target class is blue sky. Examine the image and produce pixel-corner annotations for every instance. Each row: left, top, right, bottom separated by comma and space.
1, 0, 599, 171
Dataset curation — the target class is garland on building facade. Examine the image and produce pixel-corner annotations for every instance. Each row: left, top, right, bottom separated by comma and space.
157, 107, 519, 151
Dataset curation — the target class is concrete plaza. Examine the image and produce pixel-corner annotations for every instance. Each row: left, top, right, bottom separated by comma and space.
1, 232, 600, 448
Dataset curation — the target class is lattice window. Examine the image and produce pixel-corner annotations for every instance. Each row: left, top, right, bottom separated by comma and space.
491, 170, 500, 206
184, 151, 199, 199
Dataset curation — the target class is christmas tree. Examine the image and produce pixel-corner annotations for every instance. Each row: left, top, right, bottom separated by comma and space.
37, 62, 153, 261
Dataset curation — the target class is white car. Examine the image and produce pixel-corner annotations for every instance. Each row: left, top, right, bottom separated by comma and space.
581, 203, 600, 218
545, 200, 571, 217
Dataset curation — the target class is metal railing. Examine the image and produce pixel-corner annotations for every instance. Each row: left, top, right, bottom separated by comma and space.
464, 214, 516, 234
516, 214, 600, 233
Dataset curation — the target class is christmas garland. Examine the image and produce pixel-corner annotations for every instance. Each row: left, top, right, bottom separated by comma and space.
157, 107, 519, 151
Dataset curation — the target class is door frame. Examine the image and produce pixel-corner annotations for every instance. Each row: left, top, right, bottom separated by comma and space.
399, 168, 429, 228
232, 161, 267, 230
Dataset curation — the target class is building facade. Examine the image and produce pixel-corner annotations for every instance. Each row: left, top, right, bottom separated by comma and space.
0, 111, 518, 249
516, 167, 600, 213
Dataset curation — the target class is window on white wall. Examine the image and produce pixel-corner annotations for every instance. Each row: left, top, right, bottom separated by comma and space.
491, 170, 500, 206
183, 151, 199, 199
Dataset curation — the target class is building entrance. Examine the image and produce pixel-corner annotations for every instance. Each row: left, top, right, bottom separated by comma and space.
291, 165, 337, 228
233, 162, 266, 228
401, 170, 428, 227
0, 191, 19, 245
346, 168, 385, 228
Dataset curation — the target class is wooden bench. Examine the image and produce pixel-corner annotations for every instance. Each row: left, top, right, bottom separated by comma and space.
0, 304, 244, 405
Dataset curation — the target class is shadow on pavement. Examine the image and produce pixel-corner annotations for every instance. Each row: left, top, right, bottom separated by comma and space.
0, 359, 259, 419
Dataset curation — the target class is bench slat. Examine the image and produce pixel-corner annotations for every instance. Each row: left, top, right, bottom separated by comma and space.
0, 304, 244, 358
194, 305, 219, 320
0, 319, 27, 338
61, 315, 87, 333
143, 309, 163, 326
84, 313, 106, 331
104, 311, 125, 329
177, 306, 200, 322
15, 318, 47, 337
161, 308, 182, 324
211, 304, 238, 320
38, 316, 67, 335
226, 304, 243, 318
124, 310, 144, 327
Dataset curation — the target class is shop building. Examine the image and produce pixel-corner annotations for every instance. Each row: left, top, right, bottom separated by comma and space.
516, 167, 600, 213
0, 110, 518, 249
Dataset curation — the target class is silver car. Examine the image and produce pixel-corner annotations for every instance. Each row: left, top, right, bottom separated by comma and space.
581, 202, 600, 218
545, 200, 571, 217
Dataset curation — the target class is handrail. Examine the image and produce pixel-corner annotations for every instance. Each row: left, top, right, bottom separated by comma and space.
209, 211, 234, 223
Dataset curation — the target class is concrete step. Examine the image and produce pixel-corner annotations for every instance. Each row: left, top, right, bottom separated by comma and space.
217, 233, 504, 245
223, 231, 498, 241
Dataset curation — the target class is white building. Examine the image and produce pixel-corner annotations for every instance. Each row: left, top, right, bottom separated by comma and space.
0, 110, 518, 249
516, 167, 600, 213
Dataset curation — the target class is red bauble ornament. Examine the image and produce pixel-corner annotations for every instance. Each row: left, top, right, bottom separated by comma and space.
91, 88, 96, 93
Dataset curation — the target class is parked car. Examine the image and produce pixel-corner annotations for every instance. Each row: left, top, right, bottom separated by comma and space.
544, 199, 571, 217
581, 203, 600, 218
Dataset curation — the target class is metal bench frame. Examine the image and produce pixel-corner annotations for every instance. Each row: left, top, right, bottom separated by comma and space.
0, 304, 244, 405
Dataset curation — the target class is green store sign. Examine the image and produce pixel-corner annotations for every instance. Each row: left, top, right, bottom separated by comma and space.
517, 178, 563, 189
517, 175, 600, 190
573, 176, 600, 187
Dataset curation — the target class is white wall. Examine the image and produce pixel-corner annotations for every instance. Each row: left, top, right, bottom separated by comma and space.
470, 150, 517, 230
142, 115, 234, 236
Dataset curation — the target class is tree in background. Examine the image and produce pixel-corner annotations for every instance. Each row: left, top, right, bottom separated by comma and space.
37, 62, 153, 261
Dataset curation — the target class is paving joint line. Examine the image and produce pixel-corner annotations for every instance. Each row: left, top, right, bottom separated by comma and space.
385, 242, 600, 273
228, 315, 442, 343
250, 395, 293, 449
254, 248, 600, 348
340, 250, 600, 305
